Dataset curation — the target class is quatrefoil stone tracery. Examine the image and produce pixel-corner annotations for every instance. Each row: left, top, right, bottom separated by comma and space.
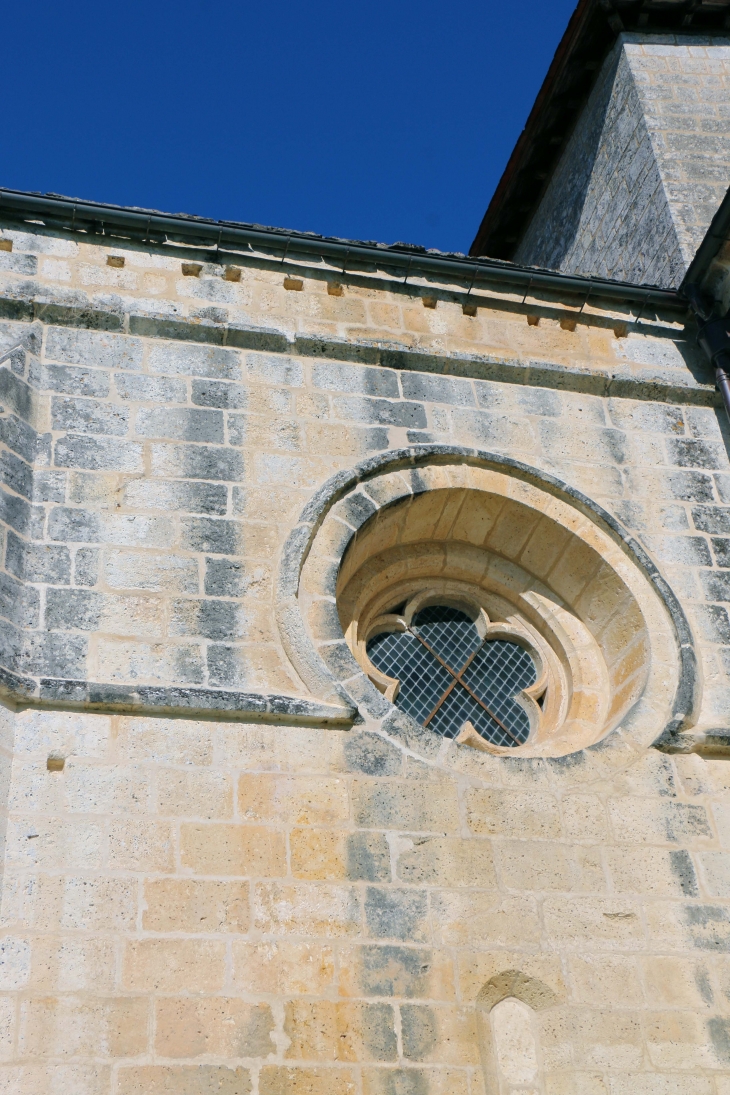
365, 602, 540, 748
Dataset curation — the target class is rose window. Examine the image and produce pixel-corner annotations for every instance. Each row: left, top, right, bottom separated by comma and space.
365, 600, 541, 748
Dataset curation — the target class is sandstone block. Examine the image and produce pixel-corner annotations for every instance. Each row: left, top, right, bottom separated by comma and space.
290, 829, 390, 882
352, 779, 459, 833
284, 1000, 397, 1062
123, 938, 226, 991
114, 716, 214, 765
180, 824, 286, 876
465, 788, 561, 838
430, 891, 541, 947
143, 878, 250, 933
21, 995, 148, 1058
155, 998, 274, 1058
238, 774, 349, 825
109, 819, 174, 872
156, 768, 233, 819
259, 1067, 357, 1095
338, 944, 455, 1001
117, 1066, 252, 1095
254, 882, 360, 937
232, 940, 335, 995
395, 836, 497, 888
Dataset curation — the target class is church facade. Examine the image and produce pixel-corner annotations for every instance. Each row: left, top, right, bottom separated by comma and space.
1, 2, 730, 1092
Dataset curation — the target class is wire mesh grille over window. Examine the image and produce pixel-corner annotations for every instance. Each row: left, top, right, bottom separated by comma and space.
366, 605, 536, 747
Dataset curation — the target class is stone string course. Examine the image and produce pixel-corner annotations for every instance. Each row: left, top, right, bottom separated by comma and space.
0, 221, 727, 1093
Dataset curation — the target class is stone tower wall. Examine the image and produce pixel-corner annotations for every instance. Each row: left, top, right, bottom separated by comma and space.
514, 34, 730, 289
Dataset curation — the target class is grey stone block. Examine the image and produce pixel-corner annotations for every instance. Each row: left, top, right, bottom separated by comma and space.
0, 450, 32, 499
400, 1006, 439, 1062
37, 363, 111, 398
0, 414, 37, 463
692, 507, 730, 534
312, 361, 398, 397
0, 616, 22, 670
48, 507, 102, 543
666, 473, 716, 503
0, 252, 37, 275
29, 506, 46, 540
691, 603, 730, 644
245, 353, 303, 387
666, 438, 727, 470
150, 443, 243, 481
400, 372, 476, 407
74, 547, 99, 587
19, 632, 88, 678
712, 538, 730, 568
135, 407, 224, 444
54, 434, 144, 472
342, 733, 403, 776
0, 571, 39, 629
191, 380, 247, 409
645, 535, 713, 566
148, 342, 241, 380
354, 945, 441, 998
113, 374, 187, 403
30, 471, 66, 504
346, 833, 391, 883
207, 644, 246, 688
608, 399, 685, 434
0, 368, 34, 423
5, 532, 71, 584
122, 479, 228, 516
180, 517, 242, 555
701, 571, 730, 602
364, 887, 428, 942
0, 486, 30, 534
52, 396, 130, 437
170, 598, 240, 641
45, 588, 102, 631
332, 395, 427, 429
204, 557, 268, 598
45, 327, 143, 371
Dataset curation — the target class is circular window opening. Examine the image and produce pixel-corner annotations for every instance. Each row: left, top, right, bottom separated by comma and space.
327, 476, 680, 758
366, 600, 541, 748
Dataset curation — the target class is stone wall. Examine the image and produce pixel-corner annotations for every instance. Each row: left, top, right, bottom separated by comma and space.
0, 221, 728, 1093
515, 34, 730, 289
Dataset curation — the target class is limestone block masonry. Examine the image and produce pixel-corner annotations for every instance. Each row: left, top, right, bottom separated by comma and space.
0, 214, 728, 1095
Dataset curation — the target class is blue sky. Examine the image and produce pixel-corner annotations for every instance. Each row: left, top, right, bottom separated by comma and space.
5, 1, 576, 254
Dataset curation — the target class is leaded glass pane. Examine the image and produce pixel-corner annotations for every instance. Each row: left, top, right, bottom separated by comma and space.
367, 630, 453, 725
366, 603, 537, 749
463, 639, 535, 742
411, 605, 481, 670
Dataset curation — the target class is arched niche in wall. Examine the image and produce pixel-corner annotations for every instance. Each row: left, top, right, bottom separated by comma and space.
476, 971, 558, 1095
277, 446, 697, 781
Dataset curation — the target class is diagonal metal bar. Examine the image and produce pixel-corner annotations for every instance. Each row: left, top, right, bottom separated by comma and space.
411, 630, 520, 743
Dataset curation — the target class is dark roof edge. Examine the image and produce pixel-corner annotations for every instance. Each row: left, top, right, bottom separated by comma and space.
682, 180, 730, 292
0, 187, 681, 311
469, 0, 593, 259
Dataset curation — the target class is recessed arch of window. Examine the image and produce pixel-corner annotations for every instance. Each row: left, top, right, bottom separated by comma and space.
283, 450, 693, 766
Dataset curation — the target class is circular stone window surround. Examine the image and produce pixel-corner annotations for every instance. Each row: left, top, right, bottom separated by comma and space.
275, 445, 697, 781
